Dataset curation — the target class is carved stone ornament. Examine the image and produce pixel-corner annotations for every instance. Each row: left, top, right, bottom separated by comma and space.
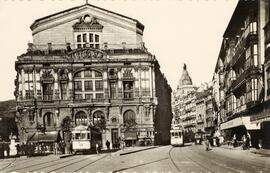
41, 69, 54, 82
73, 15, 104, 32
67, 48, 105, 60
58, 69, 69, 81
123, 69, 134, 79
119, 106, 123, 115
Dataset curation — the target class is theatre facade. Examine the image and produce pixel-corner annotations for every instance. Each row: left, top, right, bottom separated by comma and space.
14, 3, 172, 148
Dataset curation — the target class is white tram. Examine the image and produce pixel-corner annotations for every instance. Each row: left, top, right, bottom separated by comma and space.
170, 128, 184, 146
72, 125, 102, 153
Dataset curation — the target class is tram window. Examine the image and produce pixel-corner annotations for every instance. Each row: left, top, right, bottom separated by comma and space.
75, 133, 80, 139
81, 133, 87, 140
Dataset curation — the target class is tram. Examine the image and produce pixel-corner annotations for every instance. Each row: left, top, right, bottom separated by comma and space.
72, 125, 102, 153
170, 128, 184, 147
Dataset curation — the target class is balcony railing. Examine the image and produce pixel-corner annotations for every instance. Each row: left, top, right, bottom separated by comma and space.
21, 43, 147, 56
231, 70, 247, 90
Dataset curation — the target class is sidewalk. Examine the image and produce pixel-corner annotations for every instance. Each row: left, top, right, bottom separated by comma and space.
220, 144, 270, 156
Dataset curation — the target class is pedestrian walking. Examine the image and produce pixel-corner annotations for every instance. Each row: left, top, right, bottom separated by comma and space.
54, 142, 58, 155
205, 138, 210, 151
96, 143, 99, 155
106, 140, 110, 151
122, 140, 125, 151
233, 134, 237, 147
246, 133, 250, 150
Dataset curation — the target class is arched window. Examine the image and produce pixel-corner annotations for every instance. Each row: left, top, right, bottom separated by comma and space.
75, 111, 87, 125
123, 110, 136, 126
93, 111, 105, 125
44, 112, 54, 127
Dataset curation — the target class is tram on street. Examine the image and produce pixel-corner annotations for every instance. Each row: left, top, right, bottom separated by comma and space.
170, 128, 184, 146
72, 125, 102, 153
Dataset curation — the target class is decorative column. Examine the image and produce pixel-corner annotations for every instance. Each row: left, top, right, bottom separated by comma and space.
103, 69, 109, 99
68, 70, 73, 99
21, 69, 26, 99
53, 69, 59, 100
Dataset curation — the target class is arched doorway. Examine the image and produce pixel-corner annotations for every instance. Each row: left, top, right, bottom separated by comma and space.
123, 110, 137, 147
93, 111, 105, 127
123, 110, 136, 127
75, 111, 87, 126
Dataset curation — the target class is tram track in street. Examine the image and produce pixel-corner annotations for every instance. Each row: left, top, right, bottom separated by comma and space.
28, 155, 98, 173
168, 146, 183, 172
7, 154, 77, 172
169, 146, 217, 173
0, 158, 16, 171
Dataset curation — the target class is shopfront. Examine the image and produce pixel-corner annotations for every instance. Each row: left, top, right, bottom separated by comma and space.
220, 116, 260, 146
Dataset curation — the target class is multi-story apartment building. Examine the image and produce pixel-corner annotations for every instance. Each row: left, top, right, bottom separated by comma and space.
195, 85, 215, 137
195, 91, 207, 133
14, 2, 172, 149
213, 0, 267, 147
172, 64, 197, 142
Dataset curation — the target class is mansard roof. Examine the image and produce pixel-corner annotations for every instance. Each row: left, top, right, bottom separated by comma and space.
30, 3, 144, 31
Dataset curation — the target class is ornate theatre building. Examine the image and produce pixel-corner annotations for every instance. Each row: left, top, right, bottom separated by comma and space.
14, 2, 172, 148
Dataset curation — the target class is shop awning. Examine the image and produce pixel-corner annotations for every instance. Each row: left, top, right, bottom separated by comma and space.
124, 132, 137, 140
220, 117, 260, 130
27, 131, 61, 143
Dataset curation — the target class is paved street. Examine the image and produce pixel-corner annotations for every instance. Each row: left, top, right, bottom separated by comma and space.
1, 144, 270, 173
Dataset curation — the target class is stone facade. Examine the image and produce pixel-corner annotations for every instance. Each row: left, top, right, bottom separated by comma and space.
14, 3, 172, 148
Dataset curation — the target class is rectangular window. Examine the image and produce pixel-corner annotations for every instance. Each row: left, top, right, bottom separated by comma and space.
84, 81, 93, 91
95, 80, 103, 91
43, 83, 53, 101
96, 93, 104, 99
74, 81, 82, 91
251, 79, 258, 101
75, 94, 83, 100
95, 35, 99, 42
83, 33, 87, 42
253, 44, 258, 66
110, 82, 116, 99
123, 81, 134, 99
89, 34, 93, 42
77, 35, 81, 42
85, 93, 93, 99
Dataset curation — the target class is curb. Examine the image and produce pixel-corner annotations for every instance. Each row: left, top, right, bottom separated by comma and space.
250, 151, 270, 157
59, 154, 74, 159
119, 146, 158, 156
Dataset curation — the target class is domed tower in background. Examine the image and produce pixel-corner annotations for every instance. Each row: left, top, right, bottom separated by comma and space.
172, 63, 197, 142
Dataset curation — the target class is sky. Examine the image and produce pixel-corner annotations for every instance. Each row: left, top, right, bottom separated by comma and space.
0, 0, 238, 101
